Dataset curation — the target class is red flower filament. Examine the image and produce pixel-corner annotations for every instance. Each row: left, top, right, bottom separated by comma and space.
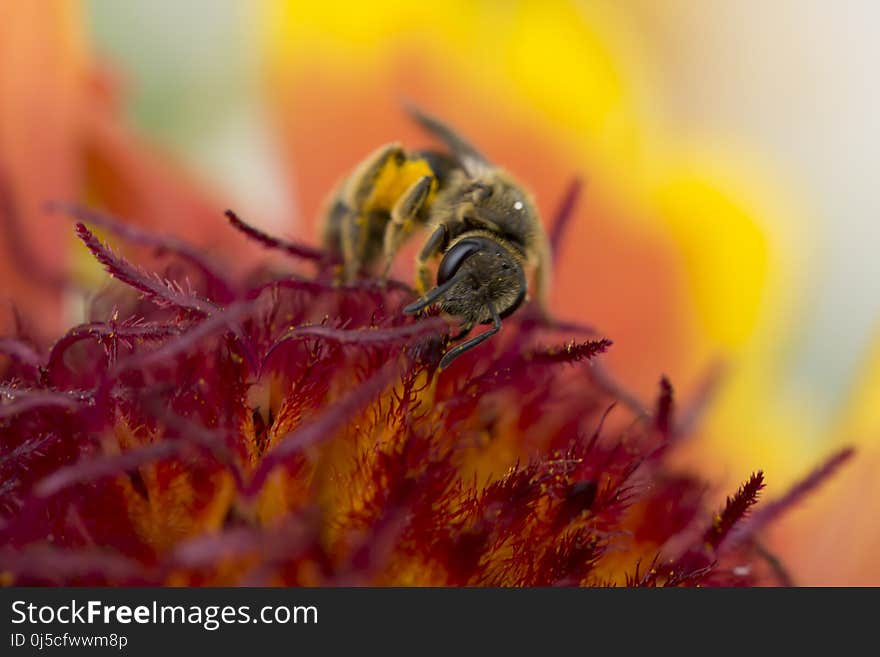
0, 201, 852, 586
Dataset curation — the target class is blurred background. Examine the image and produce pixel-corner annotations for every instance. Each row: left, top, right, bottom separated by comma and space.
2, 0, 878, 583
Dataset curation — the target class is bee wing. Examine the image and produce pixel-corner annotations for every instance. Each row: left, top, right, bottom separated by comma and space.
404, 103, 493, 177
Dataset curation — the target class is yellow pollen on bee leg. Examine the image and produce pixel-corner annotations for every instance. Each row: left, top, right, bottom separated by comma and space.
364, 158, 437, 213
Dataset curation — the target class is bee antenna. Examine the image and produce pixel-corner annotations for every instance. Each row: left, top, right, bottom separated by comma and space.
403, 272, 464, 314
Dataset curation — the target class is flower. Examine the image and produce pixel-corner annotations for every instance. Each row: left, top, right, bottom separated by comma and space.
0, 200, 849, 586
0, 0, 866, 586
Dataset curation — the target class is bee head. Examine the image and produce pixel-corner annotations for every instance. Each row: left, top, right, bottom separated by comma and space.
419, 236, 526, 326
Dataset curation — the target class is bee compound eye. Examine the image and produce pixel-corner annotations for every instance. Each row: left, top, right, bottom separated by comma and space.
436, 237, 495, 285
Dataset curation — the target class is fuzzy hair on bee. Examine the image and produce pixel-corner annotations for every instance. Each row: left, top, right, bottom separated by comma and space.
320, 105, 552, 368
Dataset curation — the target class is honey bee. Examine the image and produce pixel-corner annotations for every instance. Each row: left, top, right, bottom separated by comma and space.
321, 106, 551, 368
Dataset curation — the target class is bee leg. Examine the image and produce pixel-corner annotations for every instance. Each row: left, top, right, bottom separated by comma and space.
345, 142, 406, 207
415, 224, 448, 294
449, 323, 473, 341
439, 304, 501, 369
338, 207, 362, 283
338, 143, 406, 282
380, 174, 433, 282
